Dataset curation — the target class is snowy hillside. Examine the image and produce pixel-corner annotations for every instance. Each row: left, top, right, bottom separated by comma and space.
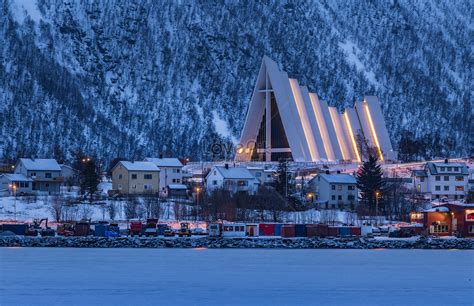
0, 0, 472, 165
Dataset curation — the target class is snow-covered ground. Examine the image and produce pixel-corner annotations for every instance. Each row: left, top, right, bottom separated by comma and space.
0, 248, 472, 305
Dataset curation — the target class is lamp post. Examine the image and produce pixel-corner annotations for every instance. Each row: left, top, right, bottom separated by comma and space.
375, 191, 380, 225
9, 184, 17, 221
195, 187, 201, 221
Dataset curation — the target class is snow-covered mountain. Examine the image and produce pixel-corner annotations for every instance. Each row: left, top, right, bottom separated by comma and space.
1, 0, 472, 165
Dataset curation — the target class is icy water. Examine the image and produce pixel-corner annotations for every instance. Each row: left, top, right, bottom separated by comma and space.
0, 248, 472, 306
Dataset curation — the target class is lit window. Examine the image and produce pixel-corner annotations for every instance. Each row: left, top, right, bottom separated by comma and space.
455, 176, 464, 181
433, 225, 448, 233
455, 186, 464, 191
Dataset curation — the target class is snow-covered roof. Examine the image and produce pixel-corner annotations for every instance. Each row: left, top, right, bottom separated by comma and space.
412, 169, 427, 177
18, 158, 61, 171
425, 206, 449, 212
317, 173, 356, 184
167, 184, 187, 190
213, 166, 255, 180
145, 157, 183, 167
0, 173, 32, 182
119, 161, 160, 171
426, 162, 469, 175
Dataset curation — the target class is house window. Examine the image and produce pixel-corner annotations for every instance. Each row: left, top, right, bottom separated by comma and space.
348, 185, 355, 190
455, 176, 464, 181
237, 180, 248, 186
132, 185, 136, 189
144, 174, 152, 180
118, 184, 122, 190
255, 172, 261, 177
440, 167, 445, 171
468, 225, 474, 234
338, 185, 342, 191
119, 174, 123, 179
131, 174, 137, 179
331, 185, 336, 190
435, 186, 440, 191
420, 177, 425, 182
31, 172, 36, 177
444, 176, 449, 181
177, 169, 180, 173
433, 224, 448, 233
331, 195, 335, 200
455, 186, 464, 191
45, 173, 52, 178
435, 176, 440, 181
213, 180, 217, 185
338, 195, 342, 200
453, 167, 459, 172
444, 186, 449, 191
447, 167, 452, 171
176, 179, 180, 183
172, 179, 176, 183
348, 195, 355, 201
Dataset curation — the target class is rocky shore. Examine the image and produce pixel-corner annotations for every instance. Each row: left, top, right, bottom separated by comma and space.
0, 236, 473, 249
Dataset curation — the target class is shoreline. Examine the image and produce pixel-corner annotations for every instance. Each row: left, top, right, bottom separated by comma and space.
1, 236, 473, 249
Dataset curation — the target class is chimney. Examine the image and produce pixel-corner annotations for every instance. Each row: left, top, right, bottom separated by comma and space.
325, 170, 330, 174
225, 163, 229, 169
159, 153, 163, 159
444, 158, 448, 163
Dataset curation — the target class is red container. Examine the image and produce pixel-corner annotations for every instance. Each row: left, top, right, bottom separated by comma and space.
350, 227, 361, 236
328, 226, 339, 237
316, 224, 329, 237
280, 225, 295, 237
74, 223, 90, 236
306, 225, 317, 237
259, 223, 275, 236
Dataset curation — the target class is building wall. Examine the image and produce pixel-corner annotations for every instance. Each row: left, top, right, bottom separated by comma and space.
426, 173, 468, 200
159, 167, 184, 192
112, 165, 160, 195
424, 212, 452, 236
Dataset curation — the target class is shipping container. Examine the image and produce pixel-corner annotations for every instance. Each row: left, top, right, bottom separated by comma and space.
75, 223, 91, 236
339, 227, 351, 236
94, 224, 107, 237
259, 223, 275, 236
294, 224, 307, 237
306, 225, 317, 237
1, 223, 28, 235
280, 225, 295, 237
274, 224, 282, 236
316, 224, 329, 237
328, 226, 339, 236
350, 227, 361, 236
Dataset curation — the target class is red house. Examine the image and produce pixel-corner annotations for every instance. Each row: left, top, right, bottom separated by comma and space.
410, 203, 474, 237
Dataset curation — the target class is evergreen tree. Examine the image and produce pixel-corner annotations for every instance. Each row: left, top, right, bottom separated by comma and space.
79, 158, 101, 203
275, 158, 291, 197
356, 155, 384, 215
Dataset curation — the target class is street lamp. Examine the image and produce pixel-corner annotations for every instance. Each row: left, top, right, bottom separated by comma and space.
375, 191, 380, 225
9, 184, 17, 221
195, 187, 201, 221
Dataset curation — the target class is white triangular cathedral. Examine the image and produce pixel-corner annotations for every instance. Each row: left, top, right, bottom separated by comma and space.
236, 56, 396, 162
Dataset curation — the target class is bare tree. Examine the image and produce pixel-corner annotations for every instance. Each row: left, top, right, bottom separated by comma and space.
80, 205, 93, 220
49, 195, 64, 222
124, 197, 140, 220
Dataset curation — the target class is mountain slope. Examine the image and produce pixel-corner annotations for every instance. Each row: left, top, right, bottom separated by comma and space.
0, 0, 472, 165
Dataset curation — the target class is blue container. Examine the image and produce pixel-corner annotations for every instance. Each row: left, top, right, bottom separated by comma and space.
339, 227, 351, 236
94, 224, 107, 237
274, 224, 282, 236
1, 224, 27, 235
294, 224, 307, 237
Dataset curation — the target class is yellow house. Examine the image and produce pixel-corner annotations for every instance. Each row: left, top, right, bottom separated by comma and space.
112, 161, 160, 195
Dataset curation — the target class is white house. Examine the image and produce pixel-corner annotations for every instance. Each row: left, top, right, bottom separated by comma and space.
14, 158, 62, 194
205, 164, 259, 195
247, 167, 275, 185
145, 157, 184, 194
412, 160, 469, 201
308, 173, 358, 210
0, 174, 33, 195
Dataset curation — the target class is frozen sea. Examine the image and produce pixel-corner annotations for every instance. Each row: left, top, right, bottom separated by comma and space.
0, 248, 472, 306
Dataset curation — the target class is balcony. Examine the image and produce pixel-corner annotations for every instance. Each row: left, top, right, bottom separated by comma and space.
32, 176, 65, 183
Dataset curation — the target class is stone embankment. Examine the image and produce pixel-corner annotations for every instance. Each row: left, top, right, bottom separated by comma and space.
0, 236, 472, 249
